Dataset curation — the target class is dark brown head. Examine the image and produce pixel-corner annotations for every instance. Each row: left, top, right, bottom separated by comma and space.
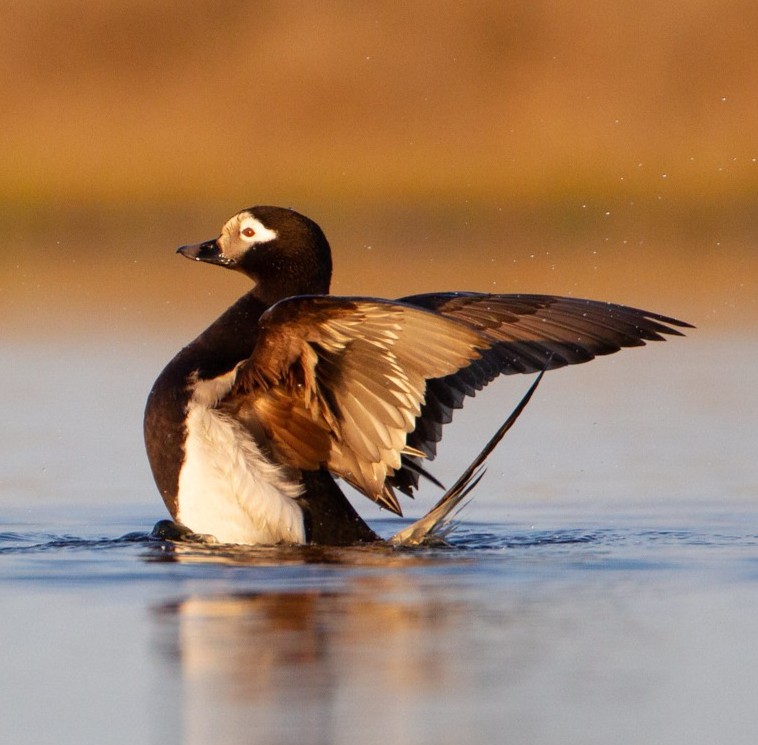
177, 206, 333, 303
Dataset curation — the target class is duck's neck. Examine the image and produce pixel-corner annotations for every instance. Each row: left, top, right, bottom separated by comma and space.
186, 290, 270, 380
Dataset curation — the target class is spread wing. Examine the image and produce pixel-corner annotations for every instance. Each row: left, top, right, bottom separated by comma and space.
389, 292, 692, 495
224, 296, 490, 514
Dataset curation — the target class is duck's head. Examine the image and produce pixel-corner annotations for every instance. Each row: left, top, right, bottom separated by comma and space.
177, 206, 333, 302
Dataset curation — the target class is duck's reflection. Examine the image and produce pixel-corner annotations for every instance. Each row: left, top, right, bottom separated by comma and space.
154, 575, 469, 745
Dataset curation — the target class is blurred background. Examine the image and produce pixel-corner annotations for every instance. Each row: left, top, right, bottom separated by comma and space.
1, 0, 756, 516
2, 0, 756, 337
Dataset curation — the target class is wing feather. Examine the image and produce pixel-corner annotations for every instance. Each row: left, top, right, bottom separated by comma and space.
392, 292, 692, 493
225, 292, 690, 511
228, 296, 488, 513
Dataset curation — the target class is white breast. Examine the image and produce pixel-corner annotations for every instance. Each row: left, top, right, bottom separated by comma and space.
176, 370, 306, 545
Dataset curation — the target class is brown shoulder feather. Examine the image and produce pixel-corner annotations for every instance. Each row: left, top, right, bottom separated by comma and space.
227, 296, 489, 514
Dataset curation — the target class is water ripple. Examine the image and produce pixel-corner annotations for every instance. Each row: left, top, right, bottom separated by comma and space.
1, 519, 756, 574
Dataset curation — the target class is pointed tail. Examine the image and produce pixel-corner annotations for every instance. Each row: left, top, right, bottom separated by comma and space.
389, 370, 545, 547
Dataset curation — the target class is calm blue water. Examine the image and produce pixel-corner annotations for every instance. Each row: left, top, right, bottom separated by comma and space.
1, 331, 757, 745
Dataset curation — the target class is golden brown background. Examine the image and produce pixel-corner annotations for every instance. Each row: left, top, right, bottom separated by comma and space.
2, 0, 756, 335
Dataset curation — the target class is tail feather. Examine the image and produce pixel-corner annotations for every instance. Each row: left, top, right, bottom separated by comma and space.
389, 370, 545, 547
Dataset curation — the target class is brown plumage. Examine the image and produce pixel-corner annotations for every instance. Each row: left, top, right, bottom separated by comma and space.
144, 205, 692, 546
227, 296, 489, 513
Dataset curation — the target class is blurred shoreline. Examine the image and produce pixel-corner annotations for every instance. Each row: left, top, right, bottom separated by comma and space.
2, 199, 754, 340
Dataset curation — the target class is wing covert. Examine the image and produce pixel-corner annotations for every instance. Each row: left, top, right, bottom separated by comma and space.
226, 296, 489, 513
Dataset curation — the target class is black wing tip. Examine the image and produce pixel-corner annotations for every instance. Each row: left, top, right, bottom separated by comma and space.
634, 316, 694, 342
640, 311, 695, 331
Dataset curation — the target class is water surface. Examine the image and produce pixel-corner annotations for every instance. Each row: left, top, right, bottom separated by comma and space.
1, 331, 757, 745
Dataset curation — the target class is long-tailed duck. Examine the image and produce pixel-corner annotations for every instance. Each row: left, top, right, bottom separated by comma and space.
144, 206, 690, 546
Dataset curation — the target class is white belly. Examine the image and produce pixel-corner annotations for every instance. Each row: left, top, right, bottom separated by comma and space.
176, 395, 306, 546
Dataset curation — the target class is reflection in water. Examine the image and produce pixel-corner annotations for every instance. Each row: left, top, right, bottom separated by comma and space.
147, 522, 758, 745
155, 577, 468, 745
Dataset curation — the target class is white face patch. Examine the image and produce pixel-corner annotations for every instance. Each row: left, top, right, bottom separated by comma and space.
216, 211, 278, 263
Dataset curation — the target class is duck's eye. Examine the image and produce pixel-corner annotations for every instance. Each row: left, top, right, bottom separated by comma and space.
241, 226, 256, 238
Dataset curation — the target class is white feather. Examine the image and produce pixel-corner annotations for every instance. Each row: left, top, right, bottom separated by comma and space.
176, 371, 306, 545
